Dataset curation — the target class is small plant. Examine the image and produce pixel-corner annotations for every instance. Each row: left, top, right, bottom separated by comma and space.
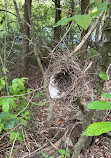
41, 149, 70, 158
83, 72, 111, 136
0, 76, 32, 143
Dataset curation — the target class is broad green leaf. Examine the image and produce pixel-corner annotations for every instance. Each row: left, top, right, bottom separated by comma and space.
10, 131, 23, 143
12, 78, 18, 83
11, 100, 16, 108
66, 152, 70, 158
58, 149, 66, 155
18, 79, 24, 87
53, 16, 75, 27
87, 100, 111, 110
12, 82, 18, 92
83, 122, 111, 136
98, 2, 109, 12
17, 132, 23, 143
4, 121, 15, 129
10, 131, 18, 142
4, 118, 18, 129
102, 93, 111, 99
1, 78, 5, 86
0, 112, 9, 123
0, 112, 9, 120
0, 123, 4, 133
99, 72, 108, 80
2, 100, 10, 112
74, 14, 92, 30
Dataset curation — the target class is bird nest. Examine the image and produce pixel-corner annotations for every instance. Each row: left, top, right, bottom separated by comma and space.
47, 55, 88, 100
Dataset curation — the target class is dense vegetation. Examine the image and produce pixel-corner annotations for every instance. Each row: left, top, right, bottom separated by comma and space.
0, 0, 111, 157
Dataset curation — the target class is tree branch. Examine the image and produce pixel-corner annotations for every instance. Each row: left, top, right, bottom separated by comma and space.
69, 11, 104, 57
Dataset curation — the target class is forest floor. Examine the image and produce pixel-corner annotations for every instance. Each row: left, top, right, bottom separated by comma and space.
0, 66, 111, 158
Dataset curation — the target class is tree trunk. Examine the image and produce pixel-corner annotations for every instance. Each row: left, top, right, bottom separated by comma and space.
72, 2, 111, 157
22, 0, 32, 76
79, 0, 90, 65
54, 0, 61, 41
69, 0, 75, 49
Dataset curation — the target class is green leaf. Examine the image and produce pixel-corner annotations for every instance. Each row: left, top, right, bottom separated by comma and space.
1, 78, 5, 86
18, 79, 24, 87
11, 100, 16, 108
10, 131, 23, 143
66, 152, 70, 158
12, 78, 18, 83
53, 16, 75, 27
20, 119, 27, 126
2, 100, 10, 112
58, 149, 66, 155
12, 82, 18, 92
99, 72, 108, 80
10, 131, 18, 142
98, 2, 109, 12
21, 77, 29, 81
102, 93, 111, 99
74, 14, 92, 30
17, 132, 23, 143
83, 122, 111, 136
4, 118, 18, 129
0, 112, 9, 120
0, 123, 4, 133
87, 100, 111, 110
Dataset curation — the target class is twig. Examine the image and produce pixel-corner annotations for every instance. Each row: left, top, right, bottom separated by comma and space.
83, 61, 92, 73
51, 21, 74, 54
9, 132, 18, 158
69, 11, 105, 57
14, 93, 34, 118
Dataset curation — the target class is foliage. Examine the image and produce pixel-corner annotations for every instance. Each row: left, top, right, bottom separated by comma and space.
54, 2, 109, 30
0, 76, 31, 143
83, 72, 111, 136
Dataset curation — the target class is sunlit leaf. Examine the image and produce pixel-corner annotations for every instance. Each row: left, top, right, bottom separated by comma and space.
74, 14, 92, 30
2, 100, 10, 112
18, 79, 24, 87
102, 93, 111, 99
98, 2, 109, 12
58, 149, 66, 155
0, 78, 5, 86
53, 16, 75, 27
12, 82, 18, 92
99, 72, 108, 80
87, 100, 111, 110
10, 131, 23, 143
83, 122, 111, 136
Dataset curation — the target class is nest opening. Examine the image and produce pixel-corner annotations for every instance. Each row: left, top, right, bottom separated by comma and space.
53, 70, 72, 92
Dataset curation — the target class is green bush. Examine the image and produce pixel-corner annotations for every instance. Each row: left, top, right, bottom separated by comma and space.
0, 76, 32, 142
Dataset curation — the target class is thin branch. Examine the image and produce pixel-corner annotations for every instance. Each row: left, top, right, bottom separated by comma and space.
0, 9, 17, 16
9, 132, 18, 158
51, 21, 74, 54
69, 11, 105, 57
